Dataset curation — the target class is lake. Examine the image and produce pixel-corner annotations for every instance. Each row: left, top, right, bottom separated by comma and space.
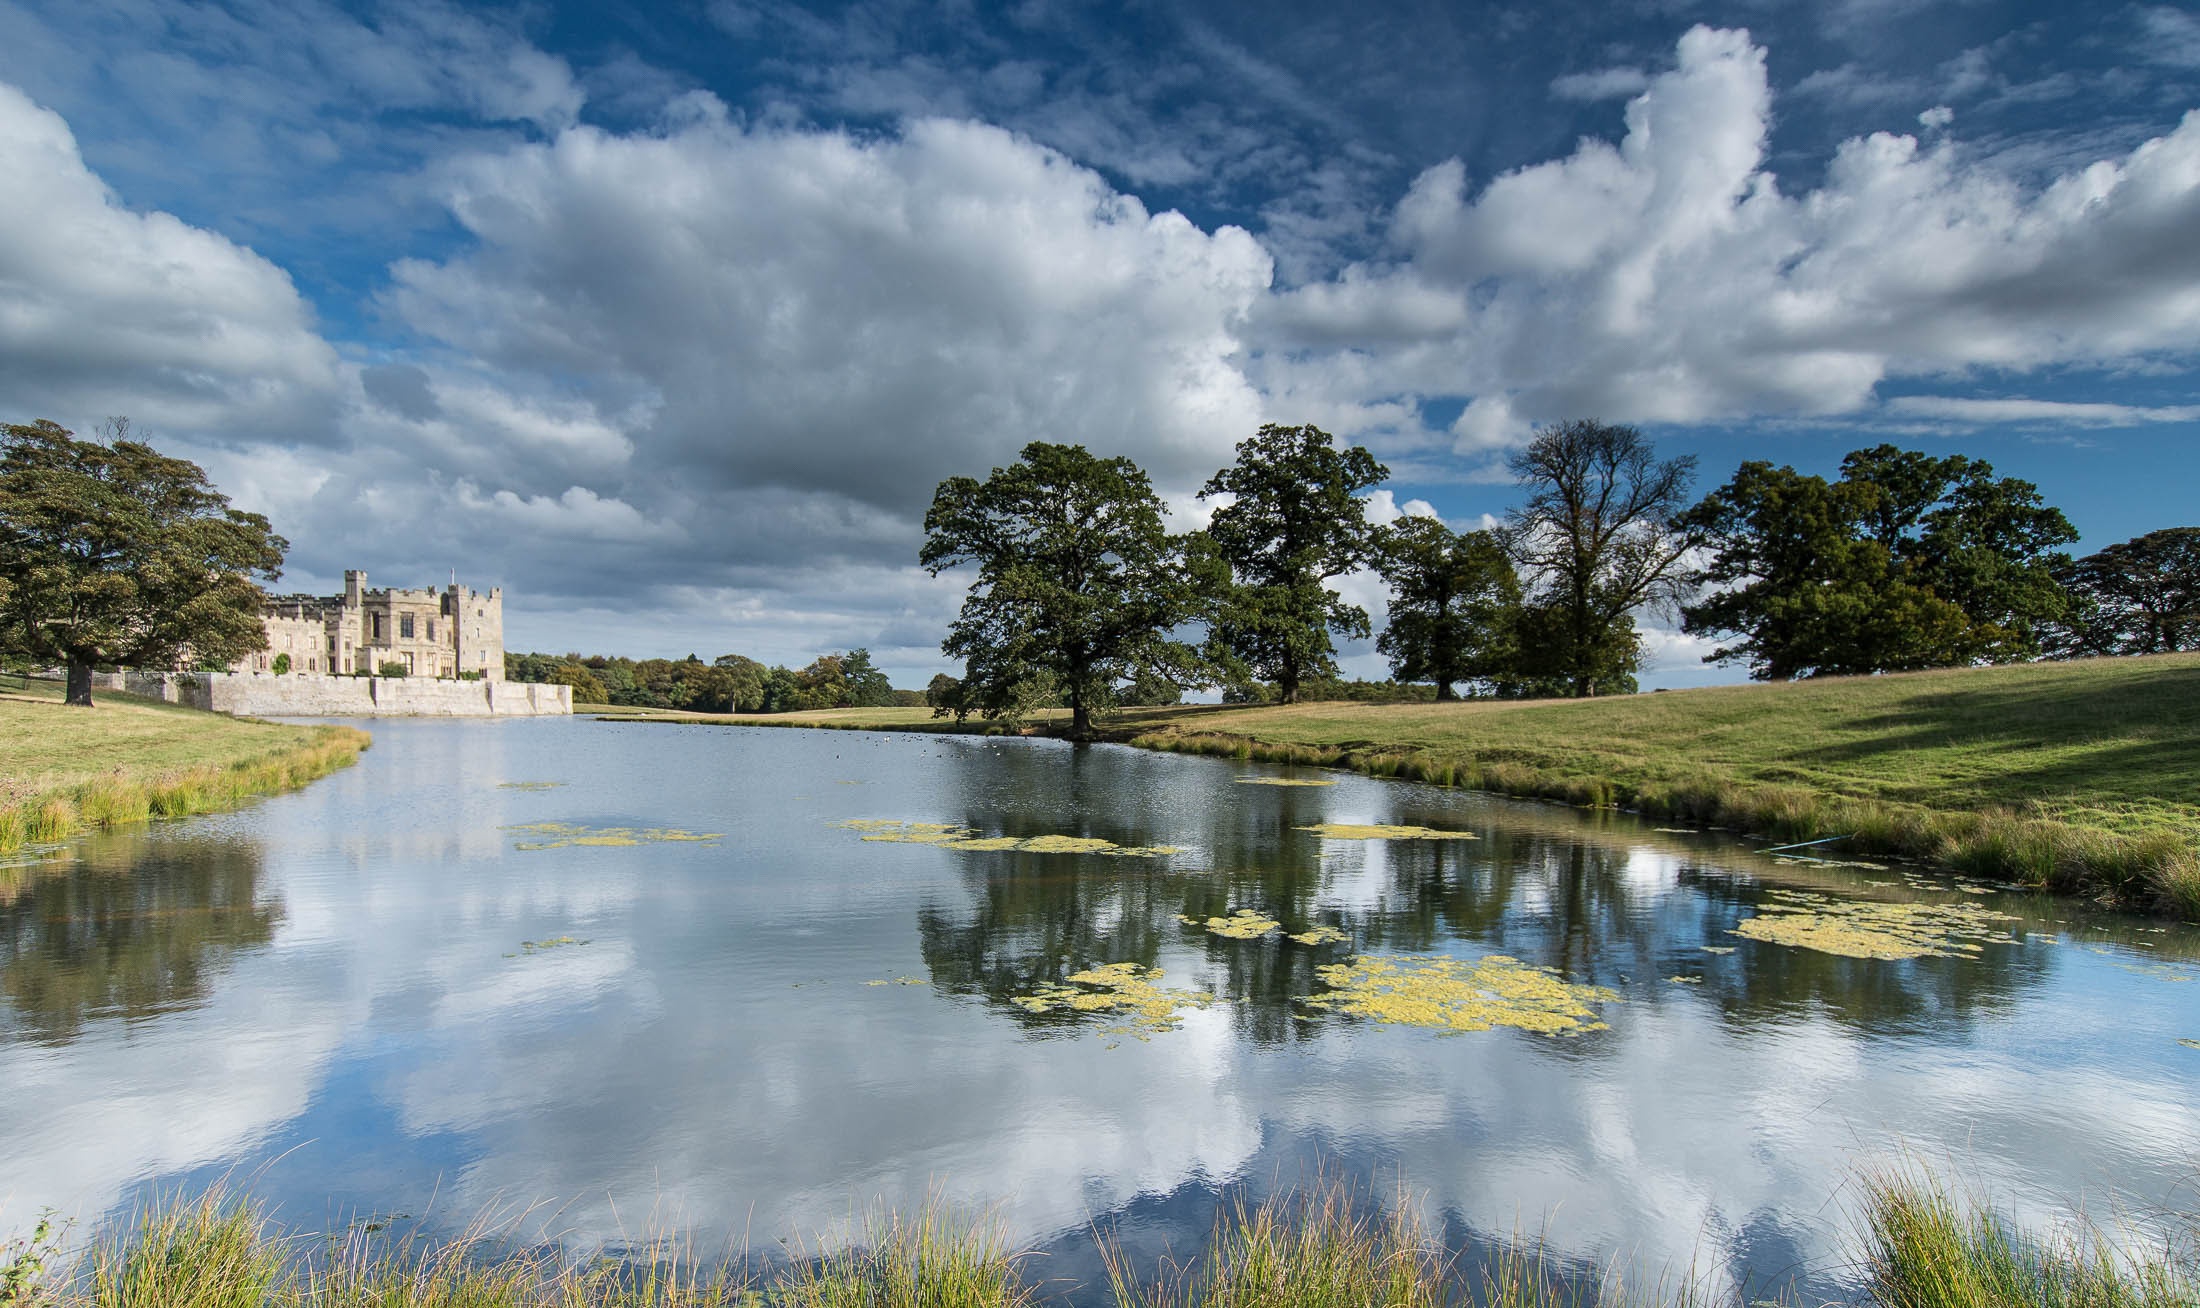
3, 717, 2196, 1302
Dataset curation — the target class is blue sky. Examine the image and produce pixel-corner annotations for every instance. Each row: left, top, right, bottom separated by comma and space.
1, 0, 2196, 686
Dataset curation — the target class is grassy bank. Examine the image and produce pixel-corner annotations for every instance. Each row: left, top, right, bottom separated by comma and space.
0, 678, 370, 856
2, 1173, 2188, 1308
609, 655, 2200, 915
1125, 655, 2200, 917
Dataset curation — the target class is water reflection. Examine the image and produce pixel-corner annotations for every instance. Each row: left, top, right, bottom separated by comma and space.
0, 833, 278, 1044
0, 721, 2192, 1307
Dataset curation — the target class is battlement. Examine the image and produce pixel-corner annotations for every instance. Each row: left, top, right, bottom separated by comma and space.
234, 569, 507, 681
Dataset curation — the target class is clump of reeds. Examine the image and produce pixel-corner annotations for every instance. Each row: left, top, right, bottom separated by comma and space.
1856, 1170, 2197, 1308
0, 728, 369, 856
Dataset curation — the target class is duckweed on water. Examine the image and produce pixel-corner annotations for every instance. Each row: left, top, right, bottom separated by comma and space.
1300, 954, 1618, 1035
864, 977, 929, 986
1729, 890, 2015, 960
508, 936, 588, 956
505, 822, 721, 849
2181, 1038, 2200, 1049
1234, 777, 1336, 787
1010, 962, 1213, 1042
1288, 924, 1350, 946
837, 819, 1181, 857
1297, 823, 1478, 841
1179, 908, 1282, 939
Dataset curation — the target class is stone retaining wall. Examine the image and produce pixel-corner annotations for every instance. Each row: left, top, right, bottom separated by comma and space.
96, 671, 571, 717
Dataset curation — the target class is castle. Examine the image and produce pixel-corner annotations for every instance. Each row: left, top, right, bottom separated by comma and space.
229, 571, 506, 681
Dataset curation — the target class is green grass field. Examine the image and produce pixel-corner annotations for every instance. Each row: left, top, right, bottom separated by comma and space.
0, 677, 370, 855
614, 655, 2200, 914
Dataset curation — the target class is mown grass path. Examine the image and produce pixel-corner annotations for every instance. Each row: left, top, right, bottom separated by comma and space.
0, 678, 369, 855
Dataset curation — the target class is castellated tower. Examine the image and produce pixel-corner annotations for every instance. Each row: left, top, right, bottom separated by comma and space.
227, 570, 507, 680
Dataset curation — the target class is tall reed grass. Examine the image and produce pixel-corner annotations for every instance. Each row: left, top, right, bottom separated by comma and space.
0, 727, 369, 857
6, 1172, 2190, 1308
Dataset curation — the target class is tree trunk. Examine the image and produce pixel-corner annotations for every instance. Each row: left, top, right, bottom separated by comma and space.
66, 659, 94, 707
1278, 664, 1299, 705
1435, 681, 1456, 702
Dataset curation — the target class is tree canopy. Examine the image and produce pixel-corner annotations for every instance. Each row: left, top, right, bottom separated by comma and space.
2051, 527, 2200, 656
1683, 445, 2076, 678
1504, 420, 1697, 697
1372, 516, 1520, 699
922, 441, 1199, 739
0, 419, 285, 706
1198, 423, 1388, 703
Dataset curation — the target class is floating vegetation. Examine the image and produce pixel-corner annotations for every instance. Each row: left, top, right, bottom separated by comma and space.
1235, 777, 1336, 787
496, 781, 564, 791
1668, 975, 1702, 985
1701, 945, 1736, 955
1179, 908, 1282, 939
1289, 924, 1350, 946
837, 819, 1180, 857
1651, 827, 1695, 834
1010, 962, 1212, 1043
1300, 954, 1618, 1036
504, 936, 590, 958
1298, 823, 1478, 841
505, 821, 720, 849
864, 976, 929, 987
2181, 1038, 2200, 1050
1729, 890, 2015, 960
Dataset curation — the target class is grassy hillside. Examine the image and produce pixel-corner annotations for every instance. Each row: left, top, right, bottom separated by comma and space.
613, 655, 2200, 914
0, 677, 370, 854
1132, 654, 2200, 915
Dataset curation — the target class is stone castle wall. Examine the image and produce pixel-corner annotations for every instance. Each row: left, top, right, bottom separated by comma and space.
101, 671, 571, 718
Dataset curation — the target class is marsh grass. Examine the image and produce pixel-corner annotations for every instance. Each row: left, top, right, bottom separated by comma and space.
20, 1172, 2192, 1308
1857, 1170, 2197, 1308
0, 681, 368, 857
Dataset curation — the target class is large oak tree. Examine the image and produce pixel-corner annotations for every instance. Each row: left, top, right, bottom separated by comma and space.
923, 442, 1199, 740
1372, 516, 1521, 699
1197, 424, 1388, 704
0, 419, 285, 706
1682, 445, 2077, 678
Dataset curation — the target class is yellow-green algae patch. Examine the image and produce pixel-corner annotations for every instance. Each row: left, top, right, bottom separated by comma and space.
2180, 1038, 2200, 1050
1668, 975, 1702, 985
1180, 908, 1282, 940
1728, 890, 2015, 960
506, 821, 721, 849
1300, 954, 1617, 1036
837, 819, 1180, 857
864, 976, 929, 986
505, 936, 590, 957
1289, 924, 1350, 946
497, 781, 565, 791
1235, 777, 1336, 787
1298, 823, 1478, 841
1011, 962, 1213, 1041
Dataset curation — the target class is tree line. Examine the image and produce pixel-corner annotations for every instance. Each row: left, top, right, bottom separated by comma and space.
503, 648, 919, 713
922, 421, 2199, 738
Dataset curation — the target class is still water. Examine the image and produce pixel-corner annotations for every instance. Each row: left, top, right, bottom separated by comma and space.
3, 718, 2197, 1300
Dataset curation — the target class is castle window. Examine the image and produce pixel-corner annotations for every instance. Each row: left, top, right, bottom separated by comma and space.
372, 614, 383, 639
427, 620, 436, 641
400, 615, 415, 639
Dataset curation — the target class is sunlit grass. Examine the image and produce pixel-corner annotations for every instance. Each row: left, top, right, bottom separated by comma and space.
0, 680, 369, 857
1124, 654, 2200, 915
4, 1170, 2196, 1308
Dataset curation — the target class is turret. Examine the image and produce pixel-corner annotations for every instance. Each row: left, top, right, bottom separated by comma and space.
345, 570, 365, 606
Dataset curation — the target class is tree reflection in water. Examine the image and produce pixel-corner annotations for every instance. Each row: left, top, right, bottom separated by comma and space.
0, 832, 279, 1045
912, 774, 2069, 1050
